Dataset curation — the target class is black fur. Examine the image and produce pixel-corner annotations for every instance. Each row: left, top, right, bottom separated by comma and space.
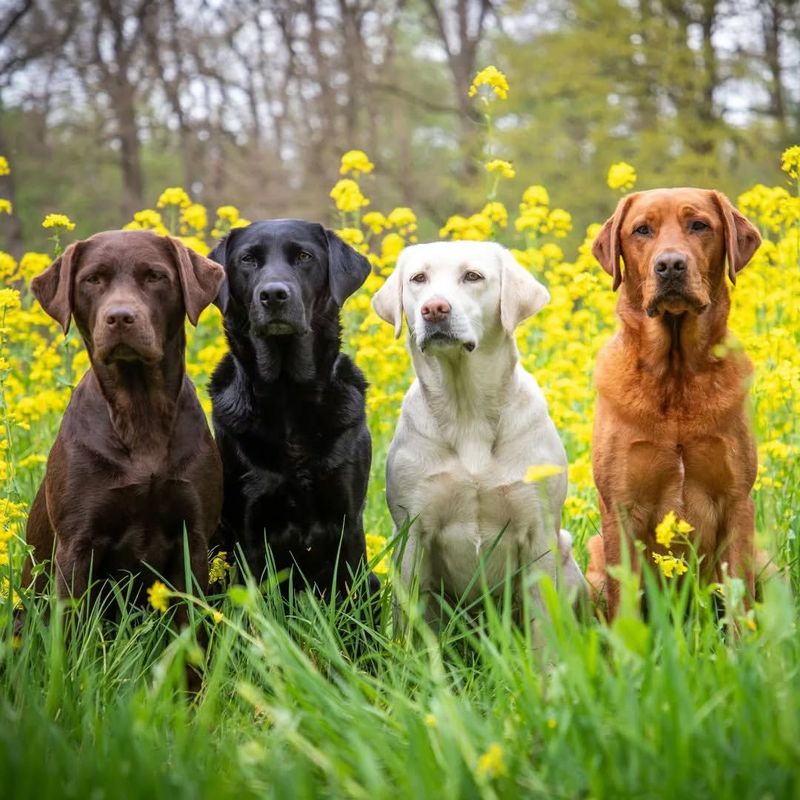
208, 219, 378, 599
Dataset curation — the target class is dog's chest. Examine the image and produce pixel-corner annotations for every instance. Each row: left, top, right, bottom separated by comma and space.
419, 454, 549, 595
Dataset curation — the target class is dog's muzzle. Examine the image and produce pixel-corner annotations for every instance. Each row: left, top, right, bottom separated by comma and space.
93, 303, 161, 363
252, 282, 307, 336
645, 252, 708, 318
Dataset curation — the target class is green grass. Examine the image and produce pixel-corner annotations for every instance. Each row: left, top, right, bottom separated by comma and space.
1, 507, 799, 798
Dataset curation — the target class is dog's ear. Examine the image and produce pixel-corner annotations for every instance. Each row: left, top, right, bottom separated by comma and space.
208, 237, 230, 313
371, 251, 405, 338
711, 191, 761, 285
497, 245, 550, 333
324, 228, 371, 306
31, 240, 83, 335
166, 236, 226, 325
592, 195, 634, 292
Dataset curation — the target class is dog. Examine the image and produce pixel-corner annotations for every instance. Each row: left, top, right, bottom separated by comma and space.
24, 230, 225, 611
207, 219, 379, 601
589, 188, 762, 619
372, 241, 585, 629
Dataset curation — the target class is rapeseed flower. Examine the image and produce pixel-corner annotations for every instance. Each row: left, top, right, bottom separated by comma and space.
0, 199, 11, 215
339, 149, 374, 176
330, 179, 369, 213
780, 145, 800, 180
41, 213, 75, 231
486, 159, 515, 179
147, 580, 171, 613
655, 511, 694, 549
476, 743, 507, 779
156, 187, 191, 209
607, 162, 637, 192
0, 156, 9, 175
652, 552, 689, 579
469, 66, 509, 101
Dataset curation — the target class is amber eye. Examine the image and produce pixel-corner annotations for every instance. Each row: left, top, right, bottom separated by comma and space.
410, 272, 427, 284
297, 251, 313, 263
690, 220, 709, 232
464, 271, 484, 282
634, 224, 652, 236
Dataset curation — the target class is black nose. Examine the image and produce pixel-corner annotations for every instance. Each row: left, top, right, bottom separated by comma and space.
105, 306, 136, 327
655, 252, 688, 279
259, 283, 290, 306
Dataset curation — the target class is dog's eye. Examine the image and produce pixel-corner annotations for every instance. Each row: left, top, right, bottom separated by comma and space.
410, 273, 427, 284
463, 271, 484, 282
84, 273, 102, 285
634, 224, 652, 236
145, 270, 165, 283
240, 252, 257, 266
297, 251, 313, 263
690, 220, 709, 232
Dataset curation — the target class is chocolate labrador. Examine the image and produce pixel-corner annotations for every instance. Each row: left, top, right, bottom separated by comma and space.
24, 229, 224, 611
208, 219, 379, 601
588, 188, 761, 619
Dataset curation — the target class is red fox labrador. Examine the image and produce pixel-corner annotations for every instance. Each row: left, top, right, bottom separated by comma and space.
587, 188, 761, 619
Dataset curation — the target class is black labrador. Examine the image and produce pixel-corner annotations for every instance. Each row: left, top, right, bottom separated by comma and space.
208, 219, 379, 602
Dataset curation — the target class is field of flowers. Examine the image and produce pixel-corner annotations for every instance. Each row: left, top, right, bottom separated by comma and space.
0, 68, 799, 798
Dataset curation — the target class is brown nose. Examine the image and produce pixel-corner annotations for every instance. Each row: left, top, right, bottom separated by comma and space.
105, 306, 137, 327
655, 251, 687, 280
421, 297, 451, 323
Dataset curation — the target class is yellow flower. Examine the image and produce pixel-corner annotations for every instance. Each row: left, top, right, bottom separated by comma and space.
0, 155, 9, 175
365, 532, 389, 576
209, 551, 232, 584
42, 213, 76, 231
330, 179, 369, 213
147, 580, 171, 613
482, 202, 508, 228
652, 552, 689, 579
486, 159, 515, 179
216, 205, 241, 223
156, 187, 191, 209
476, 743, 507, 779
780, 145, 800, 179
607, 162, 637, 192
0, 252, 17, 281
521, 185, 550, 208
18, 252, 50, 282
181, 203, 208, 233
362, 212, 387, 234
339, 149, 374, 176
337, 227, 365, 249
386, 207, 417, 231
654, 511, 694, 549
380, 232, 405, 263
0, 199, 11, 215
524, 464, 564, 482
424, 713, 437, 729
211, 610, 224, 625
469, 66, 509, 101
547, 208, 572, 238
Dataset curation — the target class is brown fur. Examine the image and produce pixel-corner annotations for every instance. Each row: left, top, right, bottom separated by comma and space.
23, 230, 225, 614
589, 188, 761, 619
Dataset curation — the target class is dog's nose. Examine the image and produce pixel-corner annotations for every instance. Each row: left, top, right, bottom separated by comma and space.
421, 297, 451, 323
259, 283, 290, 306
655, 252, 687, 279
105, 306, 137, 327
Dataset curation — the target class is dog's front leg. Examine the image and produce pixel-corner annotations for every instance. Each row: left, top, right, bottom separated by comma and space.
722, 495, 756, 605
54, 536, 93, 601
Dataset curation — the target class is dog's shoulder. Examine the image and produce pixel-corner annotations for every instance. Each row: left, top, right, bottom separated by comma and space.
332, 352, 368, 397
209, 353, 254, 430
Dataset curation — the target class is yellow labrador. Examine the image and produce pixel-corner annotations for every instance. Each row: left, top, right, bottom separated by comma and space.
372, 241, 584, 629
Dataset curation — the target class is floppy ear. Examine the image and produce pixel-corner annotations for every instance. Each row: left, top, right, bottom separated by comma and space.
324, 228, 371, 306
31, 240, 83, 334
497, 245, 550, 333
371, 252, 405, 338
592, 195, 634, 292
166, 236, 226, 325
208, 237, 230, 313
712, 191, 761, 285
